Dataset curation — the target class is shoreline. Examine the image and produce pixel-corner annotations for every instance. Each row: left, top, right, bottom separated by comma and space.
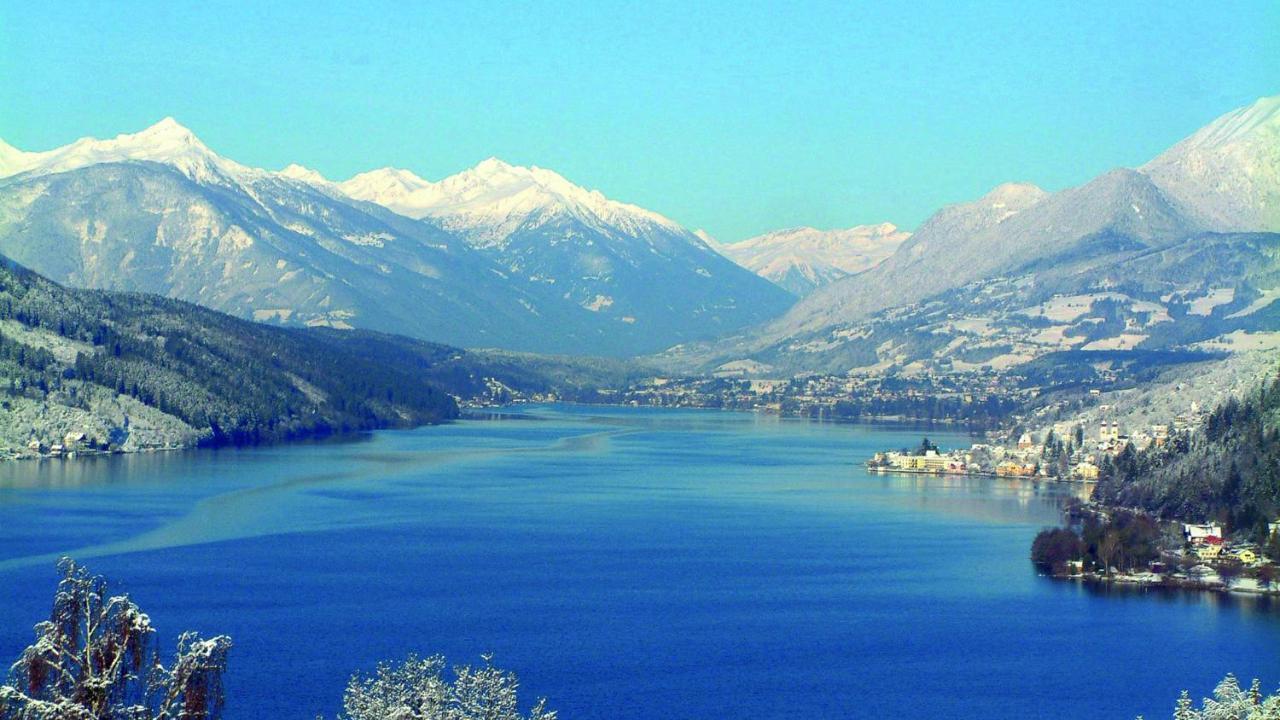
0, 401, 1006, 464
1046, 570, 1280, 597
864, 464, 1097, 484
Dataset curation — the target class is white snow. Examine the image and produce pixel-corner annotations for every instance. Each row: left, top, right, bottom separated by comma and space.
1142, 94, 1280, 231
717, 223, 910, 292
1186, 287, 1235, 316
336, 157, 689, 247
0, 118, 263, 185
278, 163, 331, 185
1226, 288, 1280, 319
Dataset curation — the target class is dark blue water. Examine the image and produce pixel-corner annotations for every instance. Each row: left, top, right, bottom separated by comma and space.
0, 405, 1275, 719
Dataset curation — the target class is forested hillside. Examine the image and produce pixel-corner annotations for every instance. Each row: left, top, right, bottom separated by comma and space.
1093, 364, 1280, 535
0, 255, 472, 450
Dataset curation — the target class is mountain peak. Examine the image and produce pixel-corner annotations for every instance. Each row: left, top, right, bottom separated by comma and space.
337, 167, 432, 205
1157, 94, 1280, 154
334, 157, 687, 246
138, 116, 197, 140
981, 182, 1048, 207
474, 156, 516, 174
720, 223, 912, 296
278, 163, 330, 185
0, 117, 254, 184
1141, 92, 1280, 231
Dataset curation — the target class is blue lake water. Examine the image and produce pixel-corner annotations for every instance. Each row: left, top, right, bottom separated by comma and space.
0, 405, 1276, 719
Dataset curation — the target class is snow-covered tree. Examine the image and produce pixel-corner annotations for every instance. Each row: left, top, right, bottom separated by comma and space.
338, 654, 555, 720
0, 558, 231, 720
1143, 674, 1280, 720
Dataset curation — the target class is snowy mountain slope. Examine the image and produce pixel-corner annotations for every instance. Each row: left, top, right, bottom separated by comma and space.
694, 171, 1204, 371
336, 158, 689, 247
697, 230, 1280, 377
660, 96, 1268, 373
331, 157, 794, 347
0, 118, 260, 185
1142, 94, 1280, 232
0, 161, 577, 350
717, 223, 910, 295
0, 120, 792, 356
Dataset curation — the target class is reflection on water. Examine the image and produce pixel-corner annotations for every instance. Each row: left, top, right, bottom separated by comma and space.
0, 450, 198, 491
1053, 575, 1280, 619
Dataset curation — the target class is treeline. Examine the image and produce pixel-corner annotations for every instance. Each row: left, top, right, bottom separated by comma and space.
1031, 508, 1161, 575
0, 256, 465, 445
1092, 365, 1280, 537
806, 394, 1018, 428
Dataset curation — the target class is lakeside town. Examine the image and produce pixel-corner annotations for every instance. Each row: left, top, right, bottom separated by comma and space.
865, 410, 1203, 482
865, 401, 1280, 596
468, 370, 1027, 426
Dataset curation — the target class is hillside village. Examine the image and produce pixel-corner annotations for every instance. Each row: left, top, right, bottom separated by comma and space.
867, 406, 1203, 481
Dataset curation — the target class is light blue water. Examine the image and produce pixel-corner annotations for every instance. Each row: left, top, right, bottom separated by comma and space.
0, 405, 1275, 719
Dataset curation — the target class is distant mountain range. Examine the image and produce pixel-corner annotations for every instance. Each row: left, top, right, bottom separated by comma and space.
2, 93, 1275, 375
0, 121, 791, 357
713, 223, 910, 296
664, 94, 1280, 376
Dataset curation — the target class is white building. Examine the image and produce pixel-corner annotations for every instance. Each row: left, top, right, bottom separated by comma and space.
1183, 523, 1223, 543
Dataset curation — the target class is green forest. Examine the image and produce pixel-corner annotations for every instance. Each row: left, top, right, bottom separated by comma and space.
0, 255, 472, 446
1093, 365, 1280, 537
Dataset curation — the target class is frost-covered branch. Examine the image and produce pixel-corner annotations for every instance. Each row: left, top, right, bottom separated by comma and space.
337, 653, 555, 720
1142, 674, 1280, 720
1, 558, 231, 720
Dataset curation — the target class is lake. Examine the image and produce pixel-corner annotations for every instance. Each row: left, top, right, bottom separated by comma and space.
0, 405, 1276, 719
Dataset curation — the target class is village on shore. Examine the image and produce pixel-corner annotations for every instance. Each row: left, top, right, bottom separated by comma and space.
866, 401, 1205, 481
866, 406, 1280, 596
1040, 510, 1280, 597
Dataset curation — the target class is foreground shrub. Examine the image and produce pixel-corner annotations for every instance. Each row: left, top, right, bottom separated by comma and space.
0, 558, 231, 720
338, 653, 556, 720
1142, 673, 1280, 719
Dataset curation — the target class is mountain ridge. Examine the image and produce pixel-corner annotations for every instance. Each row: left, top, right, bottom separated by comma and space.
715, 223, 911, 296
0, 120, 791, 356
661, 93, 1279, 375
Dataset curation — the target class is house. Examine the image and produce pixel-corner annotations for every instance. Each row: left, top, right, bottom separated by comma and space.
63, 431, 86, 449
26, 439, 42, 454
1269, 520, 1280, 538
1073, 461, 1100, 481
1234, 548, 1258, 565
1183, 523, 1224, 543
1017, 432, 1035, 451
1195, 541, 1224, 560
996, 461, 1035, 477
1152, 425, 1168, 447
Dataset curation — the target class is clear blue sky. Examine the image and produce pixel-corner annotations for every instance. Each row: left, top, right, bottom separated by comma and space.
1, 1, 1276, 241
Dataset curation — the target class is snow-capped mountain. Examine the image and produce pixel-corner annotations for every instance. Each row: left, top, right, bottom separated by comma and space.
717, 223, 911, 296
665, 92, 1280, 373
0, 120, 792, 356
327, 157, 794, 346
277, 163, 331, 185
336, 158, 690, 247
0, 118, 260, 185
1142, 94, 1280, 231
